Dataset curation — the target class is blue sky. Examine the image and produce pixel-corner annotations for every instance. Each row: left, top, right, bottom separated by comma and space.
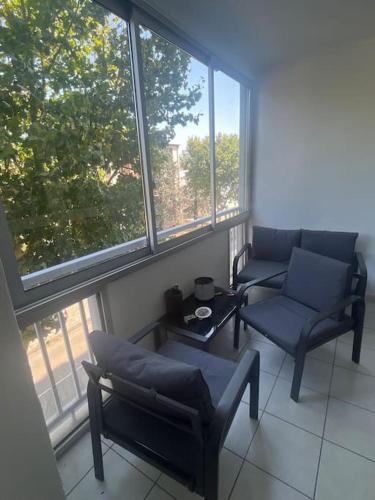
172, 59, 240, 150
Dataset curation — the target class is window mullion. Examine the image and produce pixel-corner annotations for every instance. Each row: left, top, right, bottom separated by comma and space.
128, 20, 158, 254
209, 66, 216, 229
239, 85, 249, 212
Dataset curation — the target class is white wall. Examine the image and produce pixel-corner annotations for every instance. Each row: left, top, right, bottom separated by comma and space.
253, 36, 375, 293
105, 231, 230, 337
0, 262, 64, 500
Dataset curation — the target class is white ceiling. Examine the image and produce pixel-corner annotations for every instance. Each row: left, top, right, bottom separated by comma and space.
144, 0, 375, 79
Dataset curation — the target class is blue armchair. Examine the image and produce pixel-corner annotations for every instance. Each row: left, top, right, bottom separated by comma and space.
235, 247, 365, 402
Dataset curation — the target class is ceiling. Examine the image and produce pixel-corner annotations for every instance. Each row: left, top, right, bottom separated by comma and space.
144, 0, 375, 79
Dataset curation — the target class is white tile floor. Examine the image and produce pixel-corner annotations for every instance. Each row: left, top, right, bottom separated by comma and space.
58, 297, 375, 500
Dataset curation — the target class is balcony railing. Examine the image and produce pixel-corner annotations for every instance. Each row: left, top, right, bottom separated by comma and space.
22, 296, 101, 446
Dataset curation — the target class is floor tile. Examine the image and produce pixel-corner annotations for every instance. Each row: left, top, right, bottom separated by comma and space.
307, 340, 336, 364
335, 341, 375, 377
157, 448, 242, 500
364, 310, 375, 329
112, 444, 161, 481
339, 328, 375, 350
58, 432, 109, 494
68, 448, 153, 500
279, 356, 332, 395
231, 461, 308, 500
266, 377, 328, 436
242, 370, 276, 410
245, 339, 286, 375
224, 402, 260, 457
325, 398, 375, 461
146, 484, 175, 500
330, 366, 375, 412
247, 413, 321, 497
315, 441, 375, 500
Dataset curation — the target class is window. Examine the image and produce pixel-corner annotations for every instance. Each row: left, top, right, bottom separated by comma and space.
0, 1, 147, 287
139, 27, 211, 242
214, 71, 242, 221
0, 0, 251, 312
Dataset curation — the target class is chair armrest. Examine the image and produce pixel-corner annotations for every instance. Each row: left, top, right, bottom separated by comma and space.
237, 271, 288, 304
300, 295, 364, 344
232, 243, 252, 288
128, 322, 162, 344
207, 349, 259, 453
353, 252, 367, 297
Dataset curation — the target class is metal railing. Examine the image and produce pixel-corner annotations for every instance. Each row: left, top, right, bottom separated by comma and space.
23, 297, 99, 436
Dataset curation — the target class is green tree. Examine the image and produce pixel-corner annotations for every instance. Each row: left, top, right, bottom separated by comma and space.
182, 133, 240, 215
0, 0, 202, 274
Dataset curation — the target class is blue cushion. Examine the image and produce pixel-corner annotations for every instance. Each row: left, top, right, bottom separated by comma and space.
252, 226, 301, 262
158, 340, 237, 407
239, 295, 354, 354
90, 332, 214, 421
301, 229, 358, 264
282, 248, 352, 319
237, 259, 288, 288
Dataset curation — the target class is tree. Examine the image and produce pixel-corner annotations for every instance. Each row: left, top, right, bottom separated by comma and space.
182, 133, 240, 215
0, 0, 202, 275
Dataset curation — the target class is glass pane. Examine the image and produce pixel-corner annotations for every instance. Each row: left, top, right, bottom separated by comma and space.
0, 1, 147, 279
214, 71, 241, 221
140, 27, 211, 242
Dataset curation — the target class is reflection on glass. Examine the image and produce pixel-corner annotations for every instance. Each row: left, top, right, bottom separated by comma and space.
214, 71, 241, 221
140, 27, 211, 241
0, 1, 147, 278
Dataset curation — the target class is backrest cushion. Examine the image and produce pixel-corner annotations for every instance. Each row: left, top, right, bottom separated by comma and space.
252, 226, 301, 262
300, 229, 358, 264
89, 331, 214, 422
282, 247, 352, 318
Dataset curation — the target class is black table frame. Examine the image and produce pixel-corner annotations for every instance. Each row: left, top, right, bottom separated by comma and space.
159, 287, 247, 350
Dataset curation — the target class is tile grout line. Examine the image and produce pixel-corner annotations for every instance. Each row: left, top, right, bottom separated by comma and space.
227, 351, 287, 500
312, 335, 338, 499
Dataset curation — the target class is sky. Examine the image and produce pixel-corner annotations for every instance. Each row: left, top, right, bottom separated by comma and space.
172, 59, 241, 151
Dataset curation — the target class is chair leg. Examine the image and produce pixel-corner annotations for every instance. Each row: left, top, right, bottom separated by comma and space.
234, 311, 240, 349
352, 324, 364, 363
204, 454, 219, 500
249, 351, 260, 420
290, 350, 306, 402
91, 427, 104, 481
243, 294, 248, 331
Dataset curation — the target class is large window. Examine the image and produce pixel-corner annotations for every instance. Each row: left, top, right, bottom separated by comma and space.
140, 27, 211, 242
0, 0, 252, 311
0, 1, 147, 284
214, 71, 241, 221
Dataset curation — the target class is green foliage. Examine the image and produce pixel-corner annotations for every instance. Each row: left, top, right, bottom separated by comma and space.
0, 0, 202, 274
182, 133, 240, 213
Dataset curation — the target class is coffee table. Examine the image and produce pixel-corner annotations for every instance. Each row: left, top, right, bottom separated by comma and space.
159, 287, 245, 350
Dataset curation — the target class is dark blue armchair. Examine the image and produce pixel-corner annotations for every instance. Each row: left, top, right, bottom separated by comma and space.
82, 323, 259, 500
235, 247, 365, 402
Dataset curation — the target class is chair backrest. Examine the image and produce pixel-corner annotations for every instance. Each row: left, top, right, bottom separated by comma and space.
252, 226, 301, 262
82, 360, 204, 439
300, 229, 358, 264
282, 247, 352, 318
88, 330, 214, 422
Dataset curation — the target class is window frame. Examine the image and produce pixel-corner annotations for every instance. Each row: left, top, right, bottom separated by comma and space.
0, 0, 254, 319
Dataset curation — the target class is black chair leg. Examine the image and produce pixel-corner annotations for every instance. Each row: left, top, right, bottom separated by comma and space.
243, 294, 248, 331
352, 324, 364, 363
234, 312, 240, 349
204, 455, 219, 500
87, 382, 104, 481
249, 352, 259, 419
290, 350, 306, 402
91, 428, 104, 481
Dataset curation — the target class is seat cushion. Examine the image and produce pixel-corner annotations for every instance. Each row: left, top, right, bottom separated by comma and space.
90, 332, 214, 421
237, 259, 288, 289
158, 340, 236, 407
282, 248, 352, 319
239, 295, 354, 354
252, 226, 301, 262
301, 229, 358, 264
